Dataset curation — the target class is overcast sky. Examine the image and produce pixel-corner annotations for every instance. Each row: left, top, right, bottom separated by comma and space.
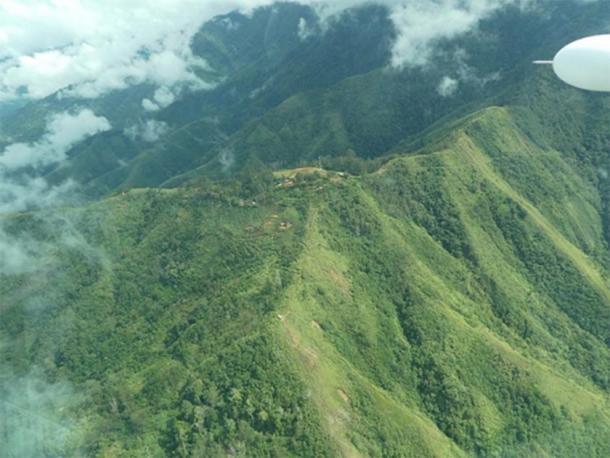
0, 0, 564, 105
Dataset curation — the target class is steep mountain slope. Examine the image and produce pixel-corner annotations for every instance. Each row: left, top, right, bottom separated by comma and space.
2, 105, 609, 456
3, 1, 610, 457
75, 3, 397, 195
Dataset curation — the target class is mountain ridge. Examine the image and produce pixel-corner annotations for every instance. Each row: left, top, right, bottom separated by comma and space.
2, 1, 610, 456
2, 104, 609, 456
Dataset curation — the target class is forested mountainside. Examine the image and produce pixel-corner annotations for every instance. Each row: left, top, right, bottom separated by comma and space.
1, 1, 610, 457
1, 1, 609, 197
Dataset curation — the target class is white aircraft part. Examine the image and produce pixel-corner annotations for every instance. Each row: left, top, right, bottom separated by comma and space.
552, 35, 610, 92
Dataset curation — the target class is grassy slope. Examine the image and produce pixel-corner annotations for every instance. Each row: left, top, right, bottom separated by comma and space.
1, 106, 609, 456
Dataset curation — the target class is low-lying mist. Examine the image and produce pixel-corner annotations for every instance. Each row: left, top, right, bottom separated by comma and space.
0, 110, 111, 455
0, 366, 83, 457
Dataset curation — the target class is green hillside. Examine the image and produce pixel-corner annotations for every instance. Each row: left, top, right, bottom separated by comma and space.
2, 105, 609, 456
3, 1, 610, 457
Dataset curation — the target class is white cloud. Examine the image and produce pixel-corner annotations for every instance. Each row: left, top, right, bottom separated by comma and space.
0, 368, 78, 454
452, 48, 502, 86
153, 86, 177, 108
437, 76, 459, 97
298, 17, 315, 41
142, 99, 160, 112
0, 229, 40, 274
219, 147, 235, 171
0, 109, 110, 274
0, 176, 77, 275
0, 0, 549, 104
307, 0, 534, 66
0, 109, 111, 172
0, 111, 108, 261
125, 120, 169, 143
388, 0, 527, 68
142, 86, 177, 112
0, 0, 278, 102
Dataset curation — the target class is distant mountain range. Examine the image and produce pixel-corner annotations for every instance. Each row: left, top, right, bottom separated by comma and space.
1, 1, 607, 197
